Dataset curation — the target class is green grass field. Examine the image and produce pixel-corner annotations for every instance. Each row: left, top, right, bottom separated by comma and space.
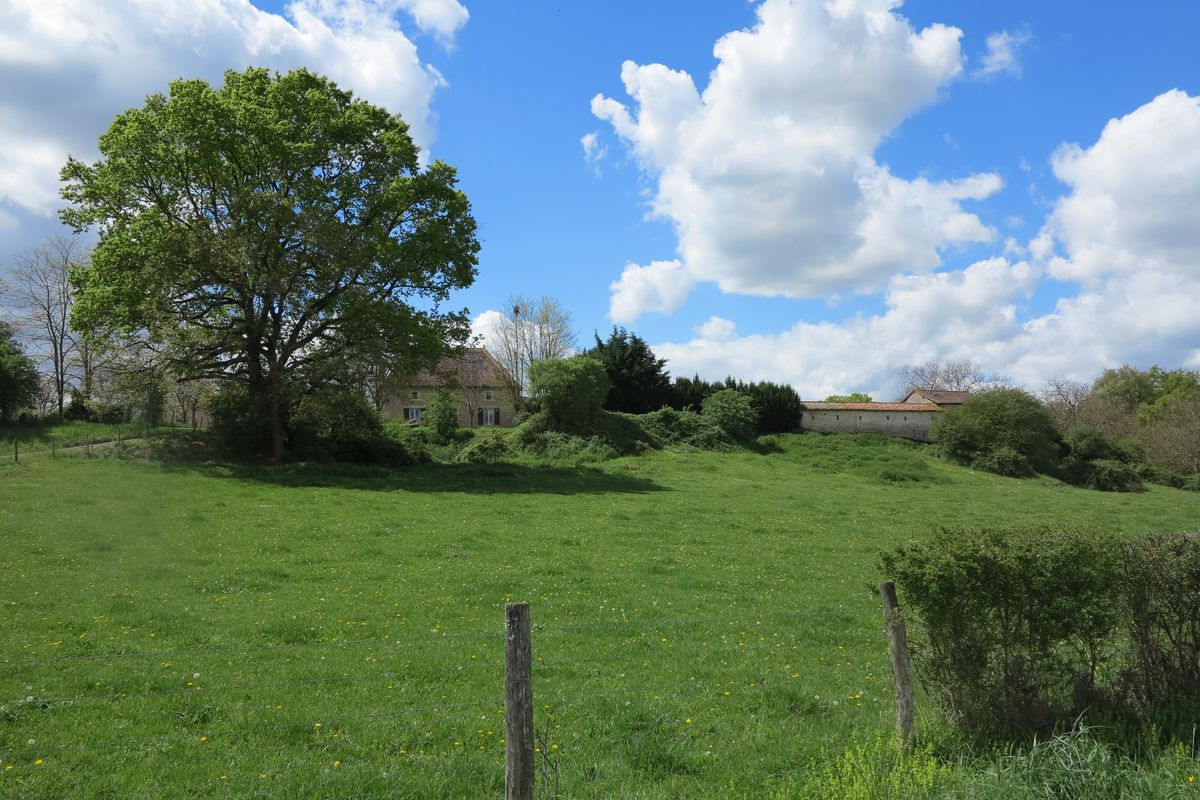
1, 435, 1198, 798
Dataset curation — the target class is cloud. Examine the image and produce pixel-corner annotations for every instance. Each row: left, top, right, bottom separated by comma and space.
593, 0, 1001, 312
695, 316, 736, 341
654, 90, 1200, 396
609, 259, 694, 323
580, 131, 608, 174
1040, 89, 1200, 283
976, 28, 1032, 78
0, 0, 464, 260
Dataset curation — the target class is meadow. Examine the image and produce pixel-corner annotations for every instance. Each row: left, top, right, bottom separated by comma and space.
1, 434, 1199, 798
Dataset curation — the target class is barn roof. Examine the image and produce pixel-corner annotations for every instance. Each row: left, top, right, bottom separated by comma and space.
800, 402, 941, 412
907, 389, 971, 405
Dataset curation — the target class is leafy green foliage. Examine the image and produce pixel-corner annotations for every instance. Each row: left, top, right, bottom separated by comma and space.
881, 526, 1124, 734
290, 386, 387, 462
61, 67, 478, 459
701, 389, 759, 441
1122, 533, 1200, 715
587, 327, 673, 413
424, 388, 460, 440
932, 389, 1062, 475
527, 355, 609, 428
824, 393, 872, 403
884, 527, 1200, 738
0, 322, 40, 421
638, 406, 731, 450
671, 375, 801, 435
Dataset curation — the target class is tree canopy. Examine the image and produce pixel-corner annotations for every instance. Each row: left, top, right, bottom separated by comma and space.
61, 67, 478, 459
0, 322, 41, 421
587, 327, 673, 414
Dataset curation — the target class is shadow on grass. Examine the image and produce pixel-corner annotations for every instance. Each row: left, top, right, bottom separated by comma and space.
161, 459, 667, 496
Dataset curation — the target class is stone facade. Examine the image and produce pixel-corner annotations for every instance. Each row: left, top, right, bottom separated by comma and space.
382, 348, 518, 429
799, 402, 942, 441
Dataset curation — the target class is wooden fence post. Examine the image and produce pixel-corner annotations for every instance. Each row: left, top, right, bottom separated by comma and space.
505, 602, 534, 800
13, 440, 17, 464
880, 581, 915, 746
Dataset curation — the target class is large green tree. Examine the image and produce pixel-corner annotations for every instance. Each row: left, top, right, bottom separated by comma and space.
61, 67, 478, 459
0, 322, 41, 421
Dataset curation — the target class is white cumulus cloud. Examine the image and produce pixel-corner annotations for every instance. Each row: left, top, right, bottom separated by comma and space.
0, 0, 466, 258
653, 91, 1200, 397
609, 259, 694, 323
592, 0, 1001, 312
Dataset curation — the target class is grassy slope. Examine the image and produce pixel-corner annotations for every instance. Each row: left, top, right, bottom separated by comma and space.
1, 434, 1197, 799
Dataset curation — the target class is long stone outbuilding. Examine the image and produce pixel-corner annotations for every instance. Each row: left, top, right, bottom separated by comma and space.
798, 401, 944, 442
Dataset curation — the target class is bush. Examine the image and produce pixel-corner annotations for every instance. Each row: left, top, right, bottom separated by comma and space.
424, 388, 459, 440
1063, 458, 1146, 492
1122, 533, 1200, 716
638, 406, 731, 450
701, 389, 758, 442
883, 527, 1200, 738
880, 526, 1124, 734
291, 386, 386, 462
527, 356, 609, 429
518, 430, 619, 465
455, 432, 511, 464
208, 383, 273, 456
932, 389, 1062, 475
970, 446, 1033, 477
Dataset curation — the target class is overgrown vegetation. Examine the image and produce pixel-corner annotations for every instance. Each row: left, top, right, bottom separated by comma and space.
881, 526, 1200, 737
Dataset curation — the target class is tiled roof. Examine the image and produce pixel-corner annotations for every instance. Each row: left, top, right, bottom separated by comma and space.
800, 402, 941, 412
910, 389, 971, 405
408, 348, 513, 387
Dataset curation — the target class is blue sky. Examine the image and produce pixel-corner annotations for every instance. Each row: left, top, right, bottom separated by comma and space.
2, 1, 1199, 397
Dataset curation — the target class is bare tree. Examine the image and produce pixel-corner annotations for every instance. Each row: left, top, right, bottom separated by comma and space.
896, 358, 1009, 398
1037, 376, 1092, 432
11, 237, 88, 414
487, 295, 576, 410
1139, 392, 1200, 475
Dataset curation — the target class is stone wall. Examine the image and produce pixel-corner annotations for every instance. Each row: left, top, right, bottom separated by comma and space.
799, 408, 939, 441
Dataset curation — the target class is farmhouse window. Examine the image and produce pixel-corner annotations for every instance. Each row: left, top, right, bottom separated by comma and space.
478, 408, 501, 427
410, 391, 418, 399
405, 407, 423, 423
485, 391, 493, 400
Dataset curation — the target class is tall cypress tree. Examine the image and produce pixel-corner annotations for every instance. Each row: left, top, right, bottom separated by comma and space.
587, 327, 673, 413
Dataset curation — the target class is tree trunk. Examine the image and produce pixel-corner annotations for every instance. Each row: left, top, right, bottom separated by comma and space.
269, 373, 285, 463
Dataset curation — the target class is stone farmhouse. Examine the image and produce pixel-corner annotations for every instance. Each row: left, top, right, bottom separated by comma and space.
798, 390, 970, 442
382, 347, 518, 428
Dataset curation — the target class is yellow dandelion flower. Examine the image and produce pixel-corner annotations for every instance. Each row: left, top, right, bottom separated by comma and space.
333, 760, 340, 768
34, 759, 44, 766
685, 718, 693, 724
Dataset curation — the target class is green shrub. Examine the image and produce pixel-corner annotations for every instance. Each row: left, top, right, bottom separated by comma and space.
208, 382, 273, 456
455, 432, 511, 464
527, 356, 609, 429
639, 406, 731, 450
701, 389, 758, 442
932, 389, 1062, 475
291, 386, 387, 462
424, 388, 459, 440
1122, 533, 1200, 717
880, 526, 1124, 734
971, 446, 1033, 477
1063, 458, 1146, 492
519, 430, 619, 465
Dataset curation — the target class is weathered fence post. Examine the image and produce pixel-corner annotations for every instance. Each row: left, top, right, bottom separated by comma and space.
12, 440, 17, 464
880, 581, 915, 746
505, 602, 534, 800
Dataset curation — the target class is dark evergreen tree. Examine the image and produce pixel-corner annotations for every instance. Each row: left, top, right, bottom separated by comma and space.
587, 327, 673, 413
